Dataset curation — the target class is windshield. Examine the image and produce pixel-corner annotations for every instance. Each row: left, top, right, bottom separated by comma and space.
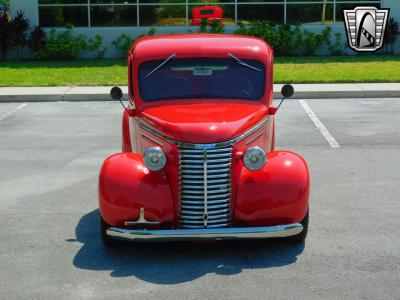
138, 58, 265, 101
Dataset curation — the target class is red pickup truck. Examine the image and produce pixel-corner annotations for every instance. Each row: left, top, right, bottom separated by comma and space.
99, 34, 310, 246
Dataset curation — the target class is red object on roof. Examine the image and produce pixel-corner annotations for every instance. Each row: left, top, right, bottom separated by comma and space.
191, 6, 223, 26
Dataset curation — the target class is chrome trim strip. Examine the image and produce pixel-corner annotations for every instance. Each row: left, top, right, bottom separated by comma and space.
203, 149, 208, 227
181, 158, 231, 164
180, 163, 231, 169
245, 131, 264, 145
181, 203, 229, 210
182, 183, 231, 190
181, 199, 230, 205
181, 193, 230, 199
181, 188, 230, 195
106, 223, 303, 242
182, 223, 230, 229
128, 117, 138, 153
181, 208, 229, 215
135, 116, 270, 149
141, 133, 164, 146
182, 168, 230, 174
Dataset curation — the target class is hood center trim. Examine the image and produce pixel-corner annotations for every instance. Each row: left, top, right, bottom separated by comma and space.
135, 116, 270, 149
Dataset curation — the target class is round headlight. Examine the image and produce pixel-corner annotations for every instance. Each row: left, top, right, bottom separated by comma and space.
144, 147, 166, 171
243, 147, 266, 171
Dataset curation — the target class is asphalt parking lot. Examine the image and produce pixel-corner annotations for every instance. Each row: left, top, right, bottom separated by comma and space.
0, 98, 399, 299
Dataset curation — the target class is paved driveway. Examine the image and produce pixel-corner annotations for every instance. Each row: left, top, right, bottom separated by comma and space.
0, 98, 399, 299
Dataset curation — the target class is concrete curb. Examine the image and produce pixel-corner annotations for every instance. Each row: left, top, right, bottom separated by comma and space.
274, 83, 400, 99
0, 84, 399, 102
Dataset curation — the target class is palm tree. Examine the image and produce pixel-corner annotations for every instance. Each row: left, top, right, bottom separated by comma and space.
12, 10, 30, 60
28, 25, 46, 58
0, 9, 13, 60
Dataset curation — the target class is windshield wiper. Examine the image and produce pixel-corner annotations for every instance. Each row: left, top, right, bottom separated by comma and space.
227, 53, 261, 72
145, 53, 176, 78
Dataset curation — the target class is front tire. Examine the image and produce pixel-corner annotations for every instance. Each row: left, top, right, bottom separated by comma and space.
100, 216, 124, 247
285, 209, 309, 243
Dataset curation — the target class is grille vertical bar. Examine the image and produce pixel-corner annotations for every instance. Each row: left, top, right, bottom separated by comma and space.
179, 146, 232, 229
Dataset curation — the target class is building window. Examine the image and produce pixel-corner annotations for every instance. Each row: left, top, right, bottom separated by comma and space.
286, 3, 334, 25
139, 5, 186, 26
90, 5, 137, 27
237, 4, 284, 24
39, 6, 89, 27
38, 0, 382, 27
39, 0, 87, 3
335, 2, 381, 22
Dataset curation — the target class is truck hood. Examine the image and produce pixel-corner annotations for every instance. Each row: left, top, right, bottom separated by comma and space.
139, 102, 268, 143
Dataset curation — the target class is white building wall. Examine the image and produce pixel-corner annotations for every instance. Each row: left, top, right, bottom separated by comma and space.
10, 0, 400, 58
11, 0, 38, 26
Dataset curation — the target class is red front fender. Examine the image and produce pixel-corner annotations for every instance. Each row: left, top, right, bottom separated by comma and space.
234, 151, 310, 226
99, 152, 175, 227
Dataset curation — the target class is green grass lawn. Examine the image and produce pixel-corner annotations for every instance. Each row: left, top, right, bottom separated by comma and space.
0, 54, 399, 87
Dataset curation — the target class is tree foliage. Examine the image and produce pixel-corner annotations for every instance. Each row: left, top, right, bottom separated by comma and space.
12, 10, 30, 59
0, 9, 12, 60
384, 17, 400, 54
235, 21, 337, 56
0, 0, 9, 9
35, 25, 107, 60
112, 28, 156, 56
28, 25, 46, 57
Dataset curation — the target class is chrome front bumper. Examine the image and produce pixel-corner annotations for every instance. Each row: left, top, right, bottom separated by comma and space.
106, 223, 303, 242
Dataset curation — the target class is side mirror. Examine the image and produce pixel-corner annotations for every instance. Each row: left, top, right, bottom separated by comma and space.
110, 86, 123, 101
281, 84, 294, 98
269, 84, 295, 115
111, 86, 132, 114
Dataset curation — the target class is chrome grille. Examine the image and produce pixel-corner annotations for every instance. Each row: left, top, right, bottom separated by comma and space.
179, 146, 232, 229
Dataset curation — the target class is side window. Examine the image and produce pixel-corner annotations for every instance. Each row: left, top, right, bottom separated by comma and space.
129, 61, 135, 107
200, 9, 214, 16
129, 61, 133, 95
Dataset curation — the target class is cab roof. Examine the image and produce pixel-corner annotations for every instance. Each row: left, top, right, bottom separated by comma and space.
129, 34, 272, 62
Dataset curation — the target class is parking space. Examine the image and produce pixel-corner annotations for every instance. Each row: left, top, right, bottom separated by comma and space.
274, 99, 330, 149
304, 98, 400, 147
0, 103, 27, 122
0, 99, 399, 299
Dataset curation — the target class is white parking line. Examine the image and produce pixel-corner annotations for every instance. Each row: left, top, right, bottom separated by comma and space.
0, 103, 28, 122
298, 100, 340, 149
